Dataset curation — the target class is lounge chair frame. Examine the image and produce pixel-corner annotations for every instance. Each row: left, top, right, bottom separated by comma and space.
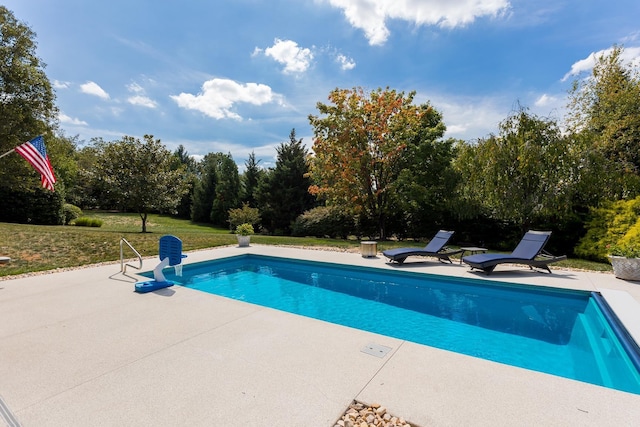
462, 230, 566, 274
383, 230, 462, 265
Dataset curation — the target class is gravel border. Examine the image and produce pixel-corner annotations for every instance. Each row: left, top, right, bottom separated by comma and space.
334, 401, 413, 427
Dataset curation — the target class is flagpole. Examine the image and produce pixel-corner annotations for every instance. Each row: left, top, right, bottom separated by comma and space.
0, 148, 16, 159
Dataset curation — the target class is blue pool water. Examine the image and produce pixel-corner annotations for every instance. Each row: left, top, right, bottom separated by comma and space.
147, 254, 640, 394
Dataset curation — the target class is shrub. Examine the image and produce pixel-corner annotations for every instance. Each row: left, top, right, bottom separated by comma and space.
74, 217, 103, 227
292, 206, 355, 238
234, 223, 254, 236
574, 197, 640, 262
0, 185, 65, 225
63, 204, 83, 225
608, 242, 640, 258
228, 203, 261, 230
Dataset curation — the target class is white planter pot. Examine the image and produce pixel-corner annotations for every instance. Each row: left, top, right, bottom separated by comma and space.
237, 235, 251, 247
608, 255, 640, 281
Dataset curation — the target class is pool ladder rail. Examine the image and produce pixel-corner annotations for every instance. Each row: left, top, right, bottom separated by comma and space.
120, 238, 142, 274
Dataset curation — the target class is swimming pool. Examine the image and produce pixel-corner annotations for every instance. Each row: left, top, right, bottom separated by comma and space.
145, 254, 640, 394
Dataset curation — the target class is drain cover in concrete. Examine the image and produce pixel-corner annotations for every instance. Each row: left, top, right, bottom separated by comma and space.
361, 343, 392, 358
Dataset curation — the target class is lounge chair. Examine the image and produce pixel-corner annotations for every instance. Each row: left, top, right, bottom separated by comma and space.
462, 230, 566, 274
383, 230, 462, 265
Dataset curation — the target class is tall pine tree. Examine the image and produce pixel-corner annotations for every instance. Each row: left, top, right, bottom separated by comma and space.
256, 129, 316, 234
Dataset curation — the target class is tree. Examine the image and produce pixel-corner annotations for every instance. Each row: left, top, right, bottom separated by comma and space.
454, 108, 576, 232
0, 6, 56, 153
190, 152, 240, 226
228, 202, 261, 229
308, 87, 448, 239
191, 153, 218, 223
72, 138, 105, 209
171, 145, 198, 219
0, 6, 63, 223
210, 153, 240, 226
241, 151, 264, 207
256, 129, 315, 234
46, 132, 80, 201
92, 135, 188, 232
566, 45, 640, 198
390, 104, 459, 237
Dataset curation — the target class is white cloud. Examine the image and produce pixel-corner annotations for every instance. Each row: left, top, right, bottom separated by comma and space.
562, 52, 601, 81
53, 80, 70, 89
80, 81, 110, 99
534, 93, 557, 108
128, 95, 158, 108
127, 82, 145, 93
170, 78, 281, 120
427, 91, 569, 141
323, 0, 510, 45
126, 83, 157, 108
58, 112, 88, 126
562, 46, 640, 81
419, 93, 509, 140
336, 53, 356, 70
260, 38, 314, 74
531, 92, 567, 123
621, 31, 640, 44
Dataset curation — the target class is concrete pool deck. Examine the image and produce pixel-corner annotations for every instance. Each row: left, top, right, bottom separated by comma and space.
1, 245, 640, 426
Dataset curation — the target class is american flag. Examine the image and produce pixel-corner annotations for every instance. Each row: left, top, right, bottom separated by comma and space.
15, 136, 57, 191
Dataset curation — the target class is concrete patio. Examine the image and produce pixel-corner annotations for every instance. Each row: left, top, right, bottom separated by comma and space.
1, 245, 640, 426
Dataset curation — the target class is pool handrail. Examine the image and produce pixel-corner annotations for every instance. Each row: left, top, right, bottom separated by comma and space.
120, 237, 142, 274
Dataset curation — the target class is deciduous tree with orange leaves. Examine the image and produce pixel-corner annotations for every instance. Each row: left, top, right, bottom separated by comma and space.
308, 87, 455, 239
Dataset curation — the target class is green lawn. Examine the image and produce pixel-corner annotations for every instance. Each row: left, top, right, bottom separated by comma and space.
0, 212, 359, 277
0, 212, 611, 277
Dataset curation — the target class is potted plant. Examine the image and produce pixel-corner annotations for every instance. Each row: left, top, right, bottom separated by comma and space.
235, 223, 254, 247
608, 242, 640, 281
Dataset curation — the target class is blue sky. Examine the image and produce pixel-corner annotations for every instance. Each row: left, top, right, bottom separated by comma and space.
5, 0, 640, 167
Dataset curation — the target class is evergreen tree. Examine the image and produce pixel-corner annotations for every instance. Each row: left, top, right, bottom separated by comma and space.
191, 153, 219, 223
241, 151, 264, 207
256, 129, 316, 234
210, 153, 240, 226
191, 152, 240, 225
172, 145, 197, 219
